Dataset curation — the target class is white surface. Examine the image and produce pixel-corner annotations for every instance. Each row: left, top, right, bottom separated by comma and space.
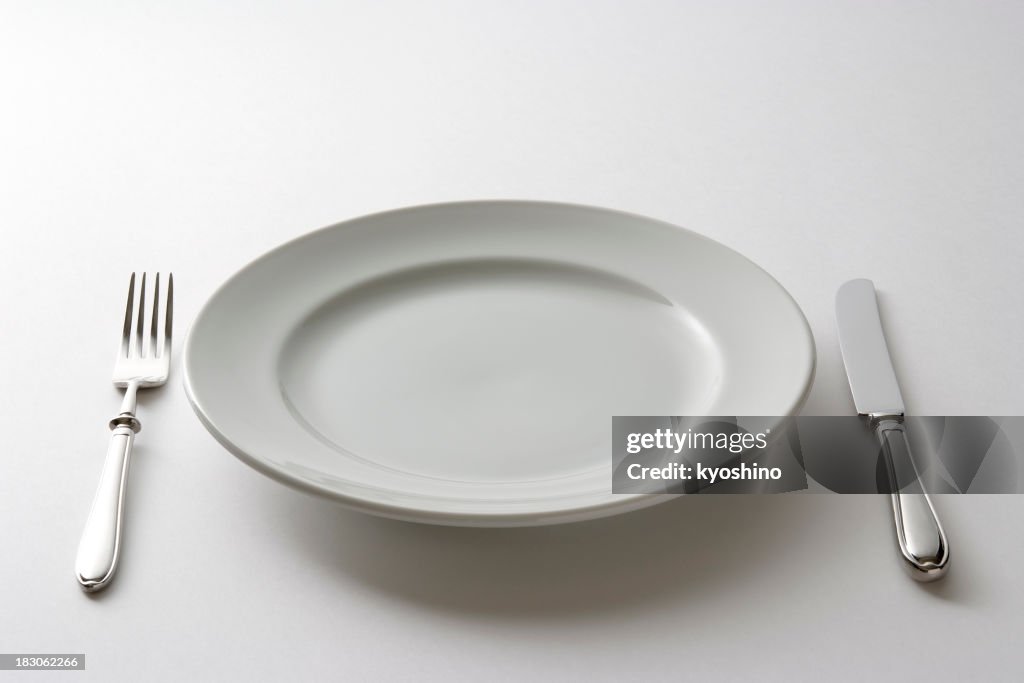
184, 200, 813, 525
1, 1, 1022, 681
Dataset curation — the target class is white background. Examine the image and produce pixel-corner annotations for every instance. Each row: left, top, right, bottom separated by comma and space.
2, 1, 1023, 680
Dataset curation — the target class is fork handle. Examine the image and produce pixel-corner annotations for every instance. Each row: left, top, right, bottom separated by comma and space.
75, 414, 141, 592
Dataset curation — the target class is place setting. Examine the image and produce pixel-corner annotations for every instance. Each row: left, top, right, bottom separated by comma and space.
76, 199, 963, 592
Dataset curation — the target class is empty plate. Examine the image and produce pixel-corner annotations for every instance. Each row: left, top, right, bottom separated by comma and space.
184, 201, 814, 525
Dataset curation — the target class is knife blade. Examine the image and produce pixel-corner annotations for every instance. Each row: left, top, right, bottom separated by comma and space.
836, 279, 949, 581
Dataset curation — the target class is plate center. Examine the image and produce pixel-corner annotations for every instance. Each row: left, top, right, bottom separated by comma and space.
278, 259, 722, 483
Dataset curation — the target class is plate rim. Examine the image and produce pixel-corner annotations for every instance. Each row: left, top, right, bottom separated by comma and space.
183, 199, 816, 526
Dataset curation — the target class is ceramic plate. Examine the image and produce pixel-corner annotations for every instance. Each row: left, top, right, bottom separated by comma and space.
184, 201, 814, 525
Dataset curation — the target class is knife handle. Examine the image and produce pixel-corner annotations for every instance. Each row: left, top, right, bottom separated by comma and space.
875, 418, 950, 581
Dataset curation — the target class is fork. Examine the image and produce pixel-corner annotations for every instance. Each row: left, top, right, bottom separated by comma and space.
75, 273, 173, 592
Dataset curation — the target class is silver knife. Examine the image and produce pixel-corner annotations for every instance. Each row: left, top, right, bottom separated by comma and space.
835, 279, 949, 581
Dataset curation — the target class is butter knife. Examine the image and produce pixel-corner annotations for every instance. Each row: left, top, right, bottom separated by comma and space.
835, 278, 950, 581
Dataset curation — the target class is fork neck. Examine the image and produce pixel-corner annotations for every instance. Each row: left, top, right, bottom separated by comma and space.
110, 381, 142, 434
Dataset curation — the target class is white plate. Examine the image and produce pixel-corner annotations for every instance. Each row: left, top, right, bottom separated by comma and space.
184, 201, 814, 526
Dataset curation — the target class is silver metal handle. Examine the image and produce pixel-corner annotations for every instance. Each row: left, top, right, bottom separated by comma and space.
75, 413, 140, 592
875, 418, 950, 581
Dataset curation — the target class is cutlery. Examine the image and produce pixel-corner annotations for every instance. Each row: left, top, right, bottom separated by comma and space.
75, 273, 173, 592
835, 278, 949, 581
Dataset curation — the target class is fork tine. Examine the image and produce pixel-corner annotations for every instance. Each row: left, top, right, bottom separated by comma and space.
164, 273, 174, 353
121, 273, 136, 357
136, 273, 146, 357
150, 273, 160, 357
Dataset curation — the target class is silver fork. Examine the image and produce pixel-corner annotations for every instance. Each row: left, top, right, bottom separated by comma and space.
75, 273, 173, 592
